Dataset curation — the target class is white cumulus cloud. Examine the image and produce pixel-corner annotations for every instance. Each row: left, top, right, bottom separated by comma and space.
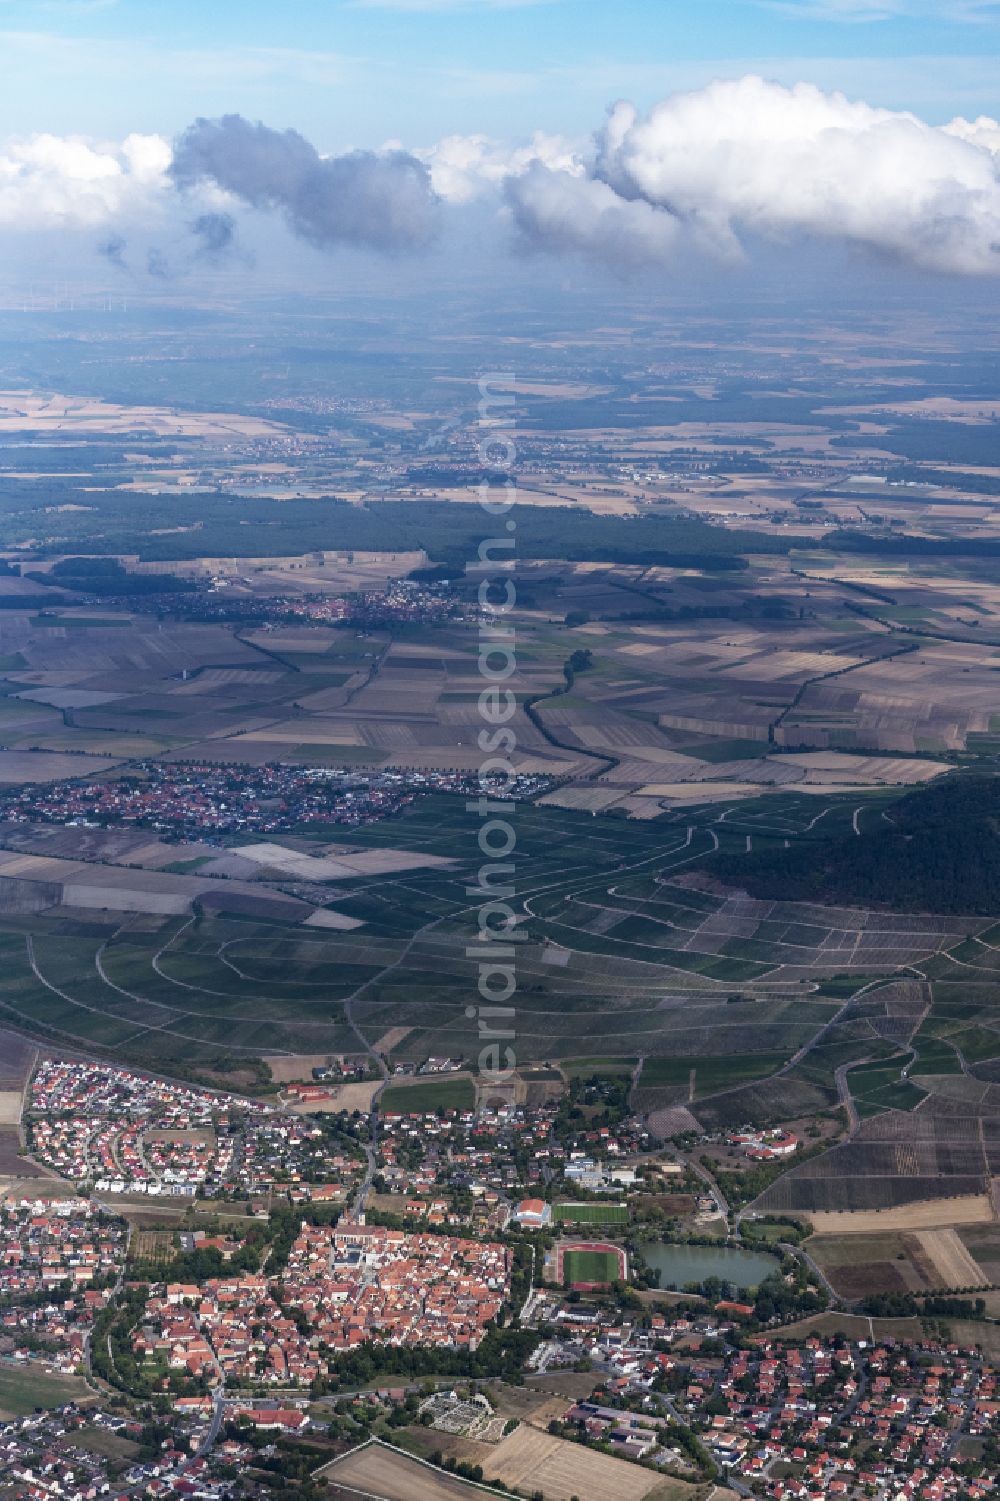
0, 130, 171, 230
417, 131, 582, 203
504, 160, 684, 266
506, 77, 1000, 276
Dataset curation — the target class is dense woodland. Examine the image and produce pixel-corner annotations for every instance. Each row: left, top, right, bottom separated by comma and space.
7, 477, 997, 569
714, 775, 1000, 914
0, 487, 790, 566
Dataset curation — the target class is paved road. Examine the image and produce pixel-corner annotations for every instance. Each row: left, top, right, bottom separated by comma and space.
680, 1151, 730, 1227
197, 1385, 227, 1457
351, 1076, 390, 1219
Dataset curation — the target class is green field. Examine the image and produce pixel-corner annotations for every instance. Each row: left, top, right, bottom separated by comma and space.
554, 1202, 629, 1226
741, 1222, 789, 1245
379, 1077, 475, 1114
848, 1058, 927, 1118
637, 1052, 790, 1097
562, 1058, 637, 1079
562, 1248, 623, 1284
0, 1361, 92, 1416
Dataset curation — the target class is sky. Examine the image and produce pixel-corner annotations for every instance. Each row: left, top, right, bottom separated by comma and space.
1, 0, 1000, 293
0, 0, 998, 144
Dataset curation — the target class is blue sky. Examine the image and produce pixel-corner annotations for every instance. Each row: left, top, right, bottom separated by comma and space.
0, 0, 998, 146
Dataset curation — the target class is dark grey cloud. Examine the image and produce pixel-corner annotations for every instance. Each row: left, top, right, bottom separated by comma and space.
146, 247, 170, 279
171, 114, 440, 253
190, 211, 237, 259
97, 233, 128, 271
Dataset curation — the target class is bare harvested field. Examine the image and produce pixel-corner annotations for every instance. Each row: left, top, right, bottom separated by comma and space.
0, 849, 316, 920
778, 752, 949, 787
637, 781, 760, 803
303, 909, 365, 931
909, 1228, 990, 1289
0, 751, 124, 783
288, 1081, 382, 1114
0, 1129, 42, 1177
523, 1371, 604, 1401
482, 1424, 670, 1501
0, 391, 294, 439
0, 1091, 22, 1126
263, 1054, 343, 1084
320, 1442, 507, 1500
938, 1321, 1000, 1363
957, 1227, 1000, 1283
228, 842, 456, 880
809, 1228, 988, 1297
828, 396, 1000, 424
539, 785, 632, 813
805, 1196, 994, 1235
374, 1027, 412, 1054
520, 592, 1000, 765
771, 1312, 925, 1343
0, 1030, 37, 1091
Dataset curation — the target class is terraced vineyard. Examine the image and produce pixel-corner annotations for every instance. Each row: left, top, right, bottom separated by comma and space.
3, 780, 1000, 1223
0, 790, 980, 1082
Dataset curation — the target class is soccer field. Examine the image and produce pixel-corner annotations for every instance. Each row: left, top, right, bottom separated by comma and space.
554, 1202, 629, 1226
562, 1248, 623, 1284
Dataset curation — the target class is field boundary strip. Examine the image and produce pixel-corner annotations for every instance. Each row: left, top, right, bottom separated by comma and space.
806, 1194, 994, 1234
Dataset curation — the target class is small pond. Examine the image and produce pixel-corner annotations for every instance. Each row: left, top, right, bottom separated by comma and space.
643, 1241, 779, 1292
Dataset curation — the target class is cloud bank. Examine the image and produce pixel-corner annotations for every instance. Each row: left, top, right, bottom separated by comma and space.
1, 83, 1000, 279
506, 77, 1000, 275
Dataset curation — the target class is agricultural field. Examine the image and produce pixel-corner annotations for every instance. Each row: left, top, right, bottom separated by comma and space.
325, 1433, 704, 1501
0, 1363, 93, 1418
0, 779, 990, 1135
1, 399, 1000, 1237
0, 794, 880, 1066
12, 261, 1000, 1501
807, 1227, 990, 1298
379, 1077, 476, 1114
320, 1441, 506, 1501
752, 1107, 996, 1216
128, 1229, 181, 1266
481, 1424, 674, 1501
